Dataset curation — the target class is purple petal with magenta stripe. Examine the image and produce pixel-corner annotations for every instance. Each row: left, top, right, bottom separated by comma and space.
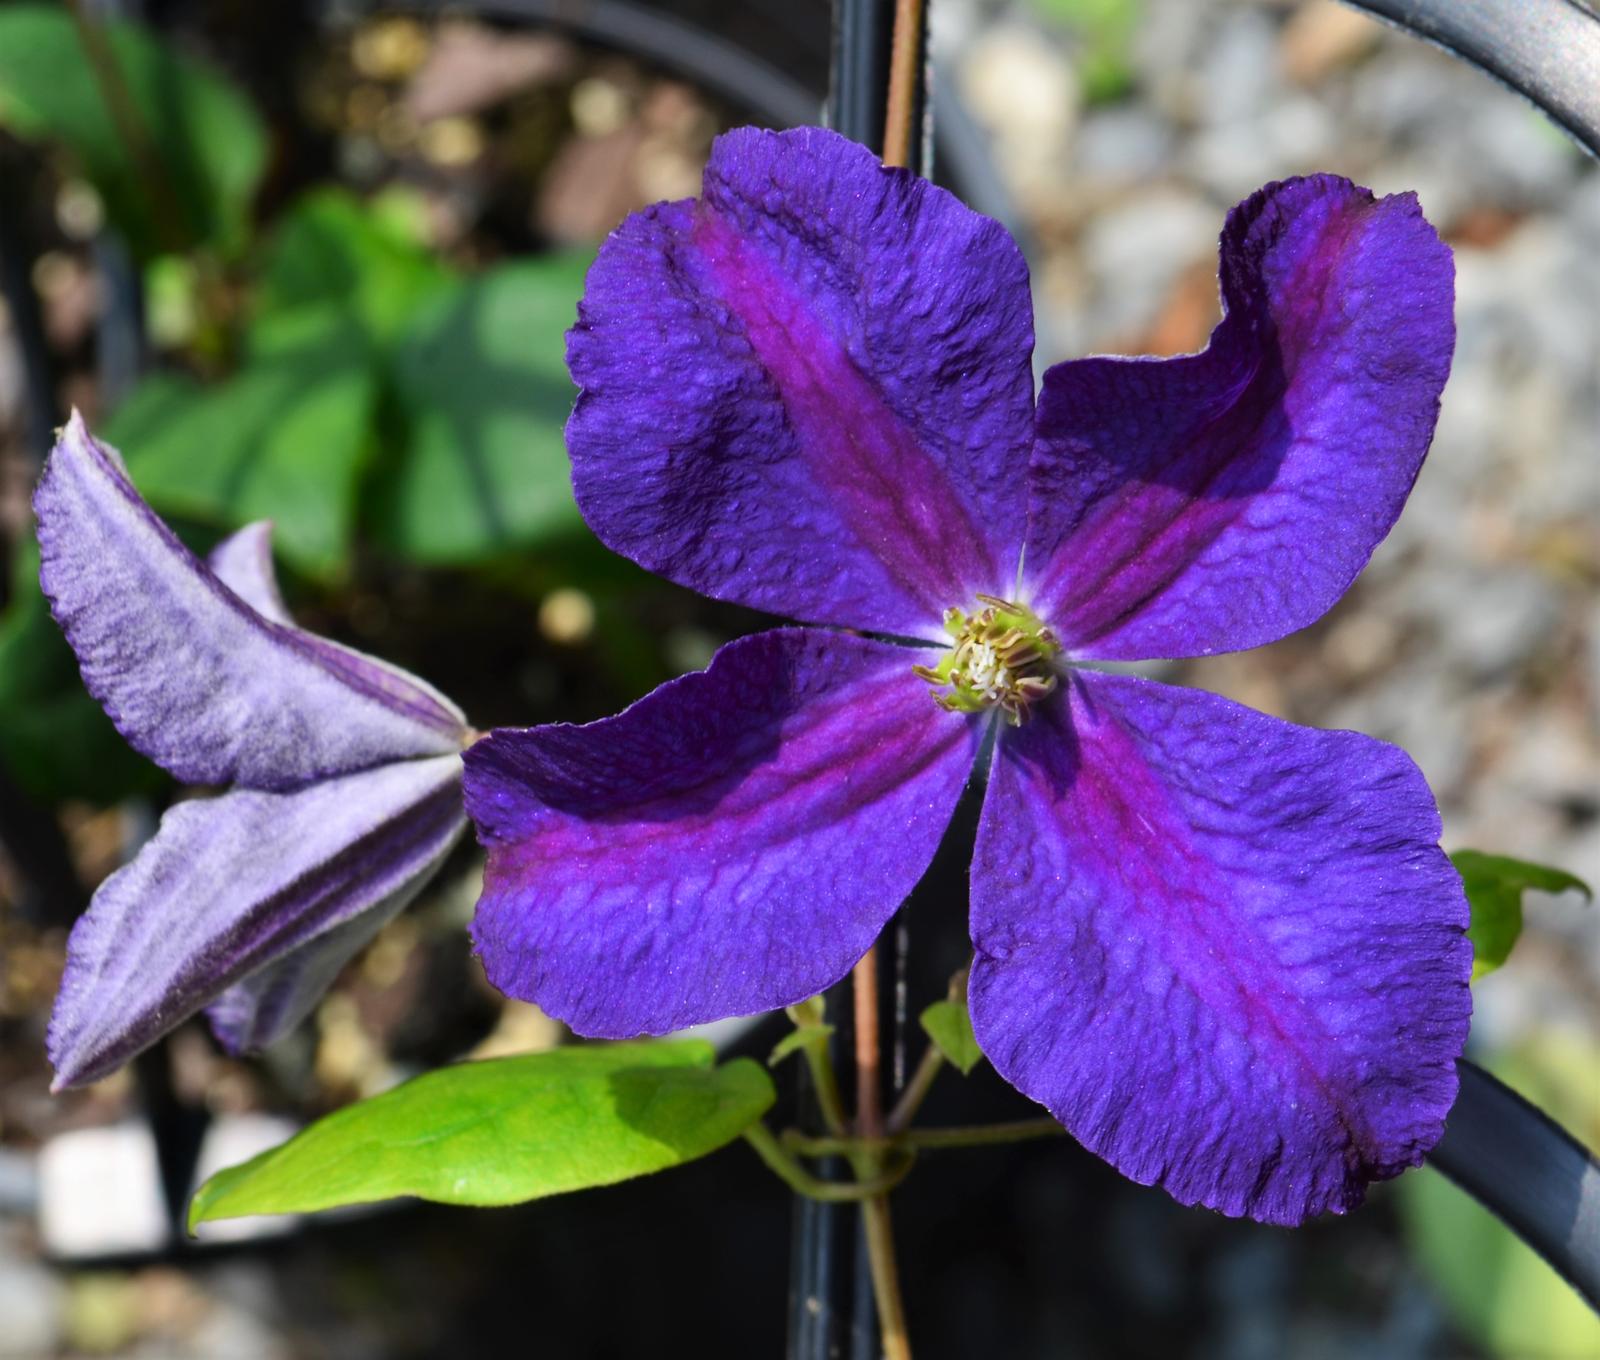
969, 670, 1470, 1224
1025, 175, 1454, 659
48, 754, 466, 1088
567, 126, 1035, 637
464, 628, 980, 1035
35, 414, 468, 789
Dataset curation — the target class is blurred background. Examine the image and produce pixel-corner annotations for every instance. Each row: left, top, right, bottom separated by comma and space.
0, 0, 1595, 1355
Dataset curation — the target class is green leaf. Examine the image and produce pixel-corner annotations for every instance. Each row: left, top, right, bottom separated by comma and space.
0, 5, 266, 258
106, 308, 377, 578
920, 999, 983, 1075
255, 188, 454, 349
372, 253, 592, 563
0, 540, 162, 805
1451, 850, 1592, 981
188, 1042, 775, 1229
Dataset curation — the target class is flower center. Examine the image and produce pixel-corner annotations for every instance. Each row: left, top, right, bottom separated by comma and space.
913, 595, 1061, 725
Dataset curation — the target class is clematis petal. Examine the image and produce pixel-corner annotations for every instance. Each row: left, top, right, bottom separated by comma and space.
207, 521, 292, 624
34, 414, 469, 787
464, 628, 980, 1035
968, 670, 1470, 1224
206, 519, 470, 747
567, 126, 1035, 637
1025, 175, 1454, 659
205, 895, 416, 1056
48, 754, 466, 1088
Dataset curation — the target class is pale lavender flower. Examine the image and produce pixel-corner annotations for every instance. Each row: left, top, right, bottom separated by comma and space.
37, 413, 471, 1088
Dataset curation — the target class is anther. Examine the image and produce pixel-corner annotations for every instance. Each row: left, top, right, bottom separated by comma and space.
915, 596, 1061, 725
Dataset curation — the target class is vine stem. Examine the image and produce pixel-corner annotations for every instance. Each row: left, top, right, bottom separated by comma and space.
852, 2, 929, 1355
744, 1124, 914, 1202
852, 952, 884, 1139
880, 0, 927, 171
886, 1042, 942, 1134
787, 1119, 1068, 1159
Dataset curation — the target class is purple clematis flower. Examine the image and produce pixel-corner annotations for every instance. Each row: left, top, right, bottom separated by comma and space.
36, 413, 472, 1089
463, 126, 1473, 1225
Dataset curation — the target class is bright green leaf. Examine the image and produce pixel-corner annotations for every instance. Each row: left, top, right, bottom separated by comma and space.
255, 188, 454, 348
1452, 850, 1592, 981
188, 1042, 775, 1229
106, 308, 377, 577
0, 5, 266, 258
0, 540, 161, 804
372, 253, 592, 563
921, 999, 983, 1075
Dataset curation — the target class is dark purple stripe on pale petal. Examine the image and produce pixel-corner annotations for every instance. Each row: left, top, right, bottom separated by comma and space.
969, 671, 1470, 1224
205, 893, 419, 1056
567, 126, 1035, 636
34, 415, 468, 787
48, 755, 466, 1088
1025, 176, 1454, 660
465, 628, 980, 1035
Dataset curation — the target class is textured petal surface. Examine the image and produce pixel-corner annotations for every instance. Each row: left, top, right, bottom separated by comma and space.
1025, 175, 1454, 659
35, 414, 468, 789
48, 755, 466, 1087
465, 628, 979, 1035
567, 126, 1035, 636
969, 671, 1470, 1224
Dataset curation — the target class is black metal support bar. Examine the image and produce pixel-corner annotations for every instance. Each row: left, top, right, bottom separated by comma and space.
1429, 1059, 1600, 1311
408, 0, 821, 127
1344, 0, 1600, 157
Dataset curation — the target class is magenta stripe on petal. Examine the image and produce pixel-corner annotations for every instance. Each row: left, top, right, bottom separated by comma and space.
1025, 175, 1454, 660
969, 670, 1470, 1224
566, 126, 1035, 636
465, 628, 981, 1036
35, 414, 468, 790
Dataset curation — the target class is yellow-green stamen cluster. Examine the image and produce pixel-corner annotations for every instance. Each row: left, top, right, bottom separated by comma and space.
913, 595, 1061, 725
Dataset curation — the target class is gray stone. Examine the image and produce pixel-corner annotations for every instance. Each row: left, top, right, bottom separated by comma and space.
0, 1227, 63, 1358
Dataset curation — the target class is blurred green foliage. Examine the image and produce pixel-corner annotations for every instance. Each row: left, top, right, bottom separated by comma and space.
0, 541, 160, 804
1029, 0, 1142, 103
106, 311, 377, 578
0, 3, 265, 259
0, 8, 604, 807
106, 189, 593, 579
375, 253, 591, 563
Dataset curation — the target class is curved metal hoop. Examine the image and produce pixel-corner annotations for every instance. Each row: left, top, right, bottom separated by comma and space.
1430, 1061, 1600, 1311
1347, 0, 1600, 156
